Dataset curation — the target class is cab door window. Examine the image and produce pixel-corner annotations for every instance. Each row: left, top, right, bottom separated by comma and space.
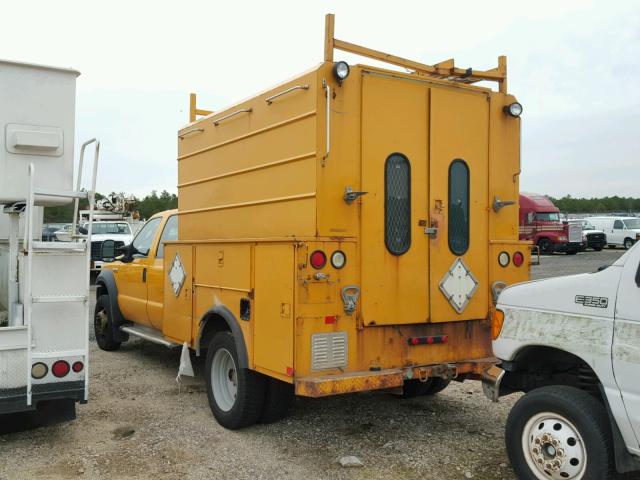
132, 218, 161, 256
156, 215, 178, 259
614, 220, 624, 230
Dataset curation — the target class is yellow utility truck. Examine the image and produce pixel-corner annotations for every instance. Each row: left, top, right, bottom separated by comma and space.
95, 15, 530, 429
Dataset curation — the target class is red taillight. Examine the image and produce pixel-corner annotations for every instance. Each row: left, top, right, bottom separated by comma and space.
72, 361, 84, 373
324, 315, 337, 324
52, 360, 70, 378
513, 251, 525, 267
310, 250, 327, 269
408, 335, 448, 346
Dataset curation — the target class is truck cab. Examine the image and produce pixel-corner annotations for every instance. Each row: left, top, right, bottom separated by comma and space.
483, 243, 640, 478
96, 210, 177, 341
519, 192, 581, 255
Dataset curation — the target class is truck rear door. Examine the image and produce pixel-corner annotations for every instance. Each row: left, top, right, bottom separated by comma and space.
360, 74, 489, 325
428, 89, 489, 322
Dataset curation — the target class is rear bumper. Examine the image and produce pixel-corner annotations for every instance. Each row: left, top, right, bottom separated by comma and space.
0, 380, 85, 415
481, 365, 506, 402
295, 358, 496, 398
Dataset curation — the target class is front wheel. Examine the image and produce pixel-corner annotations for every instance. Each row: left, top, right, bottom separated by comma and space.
624, 238, 635, 250
94, 295, 121, 351
537, 238, 553, 255
593, 246, 603, 252
505, 385, 614, 480
205, 332, 265, 429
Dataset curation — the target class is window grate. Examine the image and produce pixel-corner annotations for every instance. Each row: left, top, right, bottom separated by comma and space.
385, 153, 411, 255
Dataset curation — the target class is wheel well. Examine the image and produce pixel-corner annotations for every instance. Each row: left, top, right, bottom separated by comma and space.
503, 346, 602, 400
96, 282, 108, 298
198, 313, 231, 356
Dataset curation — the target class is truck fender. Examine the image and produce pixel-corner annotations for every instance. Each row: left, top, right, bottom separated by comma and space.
95, 270, 129, 343
196, 305, 249, 369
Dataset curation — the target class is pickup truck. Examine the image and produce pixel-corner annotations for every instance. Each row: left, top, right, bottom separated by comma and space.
483, 243, 640, 479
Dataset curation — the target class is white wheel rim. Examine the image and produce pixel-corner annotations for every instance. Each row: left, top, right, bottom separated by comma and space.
211, 348, 238, 412
522, 412, 587, 480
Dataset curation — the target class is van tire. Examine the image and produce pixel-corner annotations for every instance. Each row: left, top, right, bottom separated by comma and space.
506, 385, 614, 480
259, 378, 294, 424
537, 238, 553, 255
94, 295, 121, 351
624, 238, 634, 250
205, 332, 265, 430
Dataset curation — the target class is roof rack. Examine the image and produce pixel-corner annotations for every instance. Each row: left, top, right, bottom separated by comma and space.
324, 13, 508, 93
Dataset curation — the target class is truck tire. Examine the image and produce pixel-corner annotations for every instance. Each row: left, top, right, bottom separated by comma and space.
394, 377, 450, 398
421, 377, 451, 395
565, 249, 578, 255
593, 246, 603, 252
537, 238, 553, 255
624, 238, 634, 250
505, 385, 614, 480
259, 377, 294, 424
94, 295, 121, 351
205, 331, 265, 429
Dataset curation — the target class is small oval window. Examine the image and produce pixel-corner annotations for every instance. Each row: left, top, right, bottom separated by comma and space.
385, 153, 411, 255
448, 159, 470, 256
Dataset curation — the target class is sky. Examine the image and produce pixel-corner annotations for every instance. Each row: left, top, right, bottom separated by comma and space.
1, 0, 639, 198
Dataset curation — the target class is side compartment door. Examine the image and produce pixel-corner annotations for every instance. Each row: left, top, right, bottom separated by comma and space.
429, 88, 489, 322
116, 217, 162, 326
613, 246, 640, 443
360, 73, 430, 326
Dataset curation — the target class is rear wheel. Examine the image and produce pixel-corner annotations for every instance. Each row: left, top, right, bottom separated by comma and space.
506, 385, 613, 480
94, 295, 121, 351
259, 378, 294, 423
421, 377, 451, 395
394, 377, 451, 398
593, 246, 603, 252
624, 238, 635, 250
205, 332, 265, 429
537, 238, 553, 255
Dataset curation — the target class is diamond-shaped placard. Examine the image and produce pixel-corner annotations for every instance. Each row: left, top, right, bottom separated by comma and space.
169, 253, 186, 297
439, 257, 478, 313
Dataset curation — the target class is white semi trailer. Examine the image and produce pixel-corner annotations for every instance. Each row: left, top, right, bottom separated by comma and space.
0, 59, 99, 424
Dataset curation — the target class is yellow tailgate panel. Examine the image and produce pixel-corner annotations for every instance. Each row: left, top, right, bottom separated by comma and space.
253, 244, 294, 377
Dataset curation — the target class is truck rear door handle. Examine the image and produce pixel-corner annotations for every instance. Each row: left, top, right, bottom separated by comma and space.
425, 227, 438, 238
142, 268, 147, 283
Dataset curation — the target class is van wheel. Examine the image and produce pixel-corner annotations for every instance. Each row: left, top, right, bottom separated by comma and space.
506, 385, 613, 480
259, 378, 294, 423
624, 238, 635, 250
205, 332, 265, 429
537, 238, 553, 255
94, 295, 121, 351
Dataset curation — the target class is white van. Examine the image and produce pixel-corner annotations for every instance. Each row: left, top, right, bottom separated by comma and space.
587, 216, 640, 250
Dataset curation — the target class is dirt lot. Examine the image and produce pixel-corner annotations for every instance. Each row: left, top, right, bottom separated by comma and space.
1, 249, 637, 480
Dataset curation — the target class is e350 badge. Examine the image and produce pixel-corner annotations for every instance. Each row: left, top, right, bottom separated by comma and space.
575, 295, 608, 309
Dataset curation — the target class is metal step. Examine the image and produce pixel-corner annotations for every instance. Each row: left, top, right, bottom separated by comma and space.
31, 295, 87, 304
31, 241, 87, 252
34, 188, 88, 199
120, 325, 178, 348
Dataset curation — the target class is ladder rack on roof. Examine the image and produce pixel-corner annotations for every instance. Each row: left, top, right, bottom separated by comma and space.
323, 13, 508, 94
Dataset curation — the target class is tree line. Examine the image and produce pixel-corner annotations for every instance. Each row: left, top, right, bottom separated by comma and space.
43, 190, 178, 223
547, 195, 640, 214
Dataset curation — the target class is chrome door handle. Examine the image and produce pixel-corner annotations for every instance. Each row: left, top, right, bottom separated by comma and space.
425, 227, 438, 238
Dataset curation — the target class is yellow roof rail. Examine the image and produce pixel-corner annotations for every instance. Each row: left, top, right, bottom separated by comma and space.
324, 13, 508, 93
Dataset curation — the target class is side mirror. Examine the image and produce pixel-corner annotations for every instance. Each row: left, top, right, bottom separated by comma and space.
78, 226, 88, 235
101, 240, 116, 263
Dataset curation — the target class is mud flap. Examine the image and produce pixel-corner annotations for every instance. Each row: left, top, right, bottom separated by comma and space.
0, 399, 76, 434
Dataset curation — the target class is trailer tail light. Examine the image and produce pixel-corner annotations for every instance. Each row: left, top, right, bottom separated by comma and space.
310, 250, 327, 269
52, 360, 70, 378
498, 251, 510, 267
513, 251, 525, 267
492, 309, 505, 340
31, 362, 48, 379
407, 335, 448, 346
72, 361, 84, 373
324, 315, 337, 324
330, 250, 346, 269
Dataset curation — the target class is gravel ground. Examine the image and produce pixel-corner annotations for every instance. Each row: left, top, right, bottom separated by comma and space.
1, 249, 638, 480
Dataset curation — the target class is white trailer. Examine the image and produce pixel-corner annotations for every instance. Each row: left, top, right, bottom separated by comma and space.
0, 59, 99, 421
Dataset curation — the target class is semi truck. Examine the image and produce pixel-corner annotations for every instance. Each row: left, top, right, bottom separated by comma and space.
519, 192, 582, 255
0, 59, 99, 424
483, 243, 640, 479
95, 14, 530, 429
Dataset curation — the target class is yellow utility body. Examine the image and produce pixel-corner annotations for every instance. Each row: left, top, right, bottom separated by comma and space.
97, 14, 529, 428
